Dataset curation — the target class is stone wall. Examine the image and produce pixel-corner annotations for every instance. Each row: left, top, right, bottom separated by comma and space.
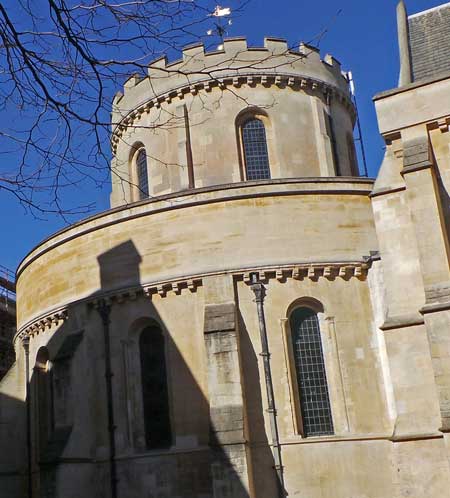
373, 35, 450, 496
109, 39, 357, 207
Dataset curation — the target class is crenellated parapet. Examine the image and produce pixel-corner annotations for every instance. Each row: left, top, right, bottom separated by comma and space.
111, 37, 354, 155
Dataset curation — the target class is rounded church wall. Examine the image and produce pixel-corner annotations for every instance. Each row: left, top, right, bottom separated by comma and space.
110, 38, 357, 207
16, 178, 376, 332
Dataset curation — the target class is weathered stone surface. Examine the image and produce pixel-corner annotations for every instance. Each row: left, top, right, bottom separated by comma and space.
2, 5, 450, 497
402, 136, 432, 169
203, 300, 250, 497
204, 304, 236, 334
372, 2, 450, 487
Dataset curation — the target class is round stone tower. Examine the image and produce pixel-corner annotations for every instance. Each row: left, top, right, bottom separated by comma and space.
110, 37, 359, 206
12, 38, 385, 498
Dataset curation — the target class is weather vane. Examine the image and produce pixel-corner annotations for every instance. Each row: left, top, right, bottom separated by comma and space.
207, 5, 233, 50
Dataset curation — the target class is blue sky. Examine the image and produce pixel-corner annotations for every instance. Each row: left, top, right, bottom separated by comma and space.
0, 0, 444, 271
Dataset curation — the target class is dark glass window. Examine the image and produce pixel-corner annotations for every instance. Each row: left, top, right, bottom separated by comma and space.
347, 132, 359, 176
139, 326, 172, 449
323, 111, 340, 175
136, 149, 149, 199
242, 118, 271, 180
290, 307, 334, 437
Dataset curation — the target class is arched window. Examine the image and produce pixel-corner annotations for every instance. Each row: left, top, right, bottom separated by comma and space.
136, 148, 149, 199
289, 307, 334, 437
139, 325, 172, 449
347, 132, 359, 176
241, 118, 271, 180
34, 347, 54, 455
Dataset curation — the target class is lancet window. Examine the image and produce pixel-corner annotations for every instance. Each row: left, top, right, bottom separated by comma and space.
139, 325, 172, 449
289, 307, 334, 437
136, 148, 149, 199
347, 132, 359, 176
241, 118, 271, 180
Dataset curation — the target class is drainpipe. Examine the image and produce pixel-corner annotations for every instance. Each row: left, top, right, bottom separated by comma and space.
183, 104, 195, 189
250, 273, 285, 498
97, 301, 118, 498
23, 336, 32, 498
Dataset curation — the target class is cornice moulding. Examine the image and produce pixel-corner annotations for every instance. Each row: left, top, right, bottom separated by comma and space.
16, 260, 373, 340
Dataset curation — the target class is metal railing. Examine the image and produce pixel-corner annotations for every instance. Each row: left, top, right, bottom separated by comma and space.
0, 265, 16, 309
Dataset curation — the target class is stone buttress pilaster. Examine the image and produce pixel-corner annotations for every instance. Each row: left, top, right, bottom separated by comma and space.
401, 131, 450, 432
203, 275, 252, 498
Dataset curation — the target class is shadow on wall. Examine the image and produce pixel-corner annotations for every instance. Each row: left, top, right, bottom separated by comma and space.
0, 302, 16, 381
0, 391, 26, 497
435, 166, 450, 248
0, 289, 24, 496
1, 239, 279, 497
237, 311, 281, 498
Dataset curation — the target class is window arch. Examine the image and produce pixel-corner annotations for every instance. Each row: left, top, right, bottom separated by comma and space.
135, 148, 149, 199
289, 307, 334, 437
139, 325, 172, 449
241, 118, 271, 180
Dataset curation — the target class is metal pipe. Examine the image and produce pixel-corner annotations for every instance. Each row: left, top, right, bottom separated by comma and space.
250, 273, 285, 498
183, 104, 195, 189
353, 96, 368, 177
347, 71, 368, 177
23, 336, 33, 498
97, 301, 118, 498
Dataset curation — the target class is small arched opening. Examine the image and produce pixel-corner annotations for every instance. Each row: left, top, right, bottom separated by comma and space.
236, 108, 272, 181
139, 324, 172, 449
288, 302, 334, 437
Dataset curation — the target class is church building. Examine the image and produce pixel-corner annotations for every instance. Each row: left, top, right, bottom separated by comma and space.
1, 2, 450, 497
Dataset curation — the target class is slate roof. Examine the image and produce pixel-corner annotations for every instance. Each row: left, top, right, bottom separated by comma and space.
408, 2, 450, 81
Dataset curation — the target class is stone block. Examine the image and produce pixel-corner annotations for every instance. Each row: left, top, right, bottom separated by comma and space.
204, 304, 236, 334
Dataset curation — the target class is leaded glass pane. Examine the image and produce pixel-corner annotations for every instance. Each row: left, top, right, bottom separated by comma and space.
136, 149, 149, 199
139, 326, 172, 449
242, 119, 271, 180
290, 307, 334, 437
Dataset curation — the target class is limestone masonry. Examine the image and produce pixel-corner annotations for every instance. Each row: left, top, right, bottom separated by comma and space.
1, 1, 450, 497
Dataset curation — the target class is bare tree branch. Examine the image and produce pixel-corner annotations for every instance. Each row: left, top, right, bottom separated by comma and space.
0, 1, 339, 218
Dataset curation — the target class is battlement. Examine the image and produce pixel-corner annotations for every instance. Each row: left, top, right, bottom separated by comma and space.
111, 37, 352, 151
117, 37, 347, 100
142, 36, 344, 78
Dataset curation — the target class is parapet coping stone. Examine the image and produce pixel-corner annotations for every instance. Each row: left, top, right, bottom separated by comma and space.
373, 70, 450, 101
